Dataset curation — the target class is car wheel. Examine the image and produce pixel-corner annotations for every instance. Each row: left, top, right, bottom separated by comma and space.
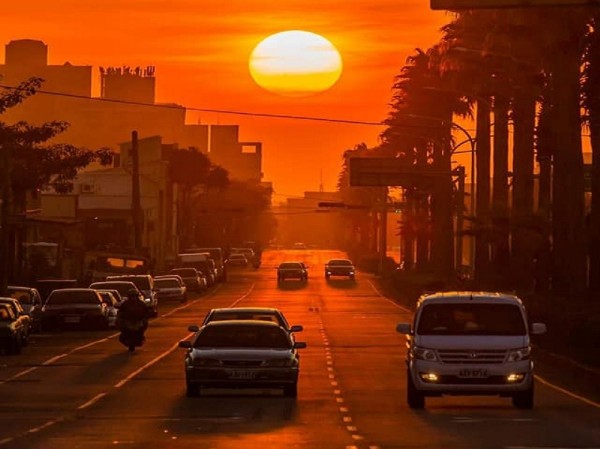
407, 370, 425, 409
512, 383, 534, 409
283, 383, 298, 398
186, 382, 200, 397
325, 274, 330, 280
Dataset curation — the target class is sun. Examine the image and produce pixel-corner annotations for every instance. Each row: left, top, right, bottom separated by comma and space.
249, 30, 343, 97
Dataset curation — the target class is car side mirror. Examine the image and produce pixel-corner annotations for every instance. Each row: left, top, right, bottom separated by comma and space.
178, 340, 192, 349
290, 325, 303, 333
188, 325, 199, 333
396, 323, 411, 334
294, 342, 307, 349
531, 322, 546, 335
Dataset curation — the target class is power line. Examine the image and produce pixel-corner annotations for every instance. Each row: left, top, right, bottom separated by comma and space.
0, 84, 384, 127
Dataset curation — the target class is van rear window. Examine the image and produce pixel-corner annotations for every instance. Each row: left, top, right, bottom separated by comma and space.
417, 303, 526, 336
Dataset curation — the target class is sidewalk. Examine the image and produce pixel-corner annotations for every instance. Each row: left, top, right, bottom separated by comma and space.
374, 276, 600, 405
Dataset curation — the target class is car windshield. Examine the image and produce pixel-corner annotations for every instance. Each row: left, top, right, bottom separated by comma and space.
194, 325, 291, 349
116, 277, 151, 291
8, 289, 32, 305
155, 279, 180, 288
280, 263, 301, 269
417, 303, 527, 336
328, 260, 352, 266
46, 290, 100, 305
207, 312, 285, 327
90, 282, 137, 297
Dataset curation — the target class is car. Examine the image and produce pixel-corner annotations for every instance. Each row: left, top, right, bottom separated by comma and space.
0, 304, 26, 355
277, 261, 308, 284
154, 274, 186, 288
168, 268, 203, 292
325, 259, 356, 280
41, 288, 110, 331
396, 291, 547, 409
292, 242, 307, 250
89, 281, 143, 302
95, 290, 121, 328
0, 297, 31, 345
193, 307, 304, 334
230, 247, 256, 264
179, 320, 306, 398
227, 253, 249, 267
154, 277, 187, 303
7, 286, 43, 333
106, 275, 158, 316
184, 248, 227, 282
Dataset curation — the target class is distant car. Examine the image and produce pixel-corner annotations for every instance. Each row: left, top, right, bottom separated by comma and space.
179, 320, 307, 398
230, 248, 256, 264
194, 307, 303, 334
227, 253, 249, 267
42, 288, 109, 331
154, 274, 185, 288
325, 259, 356, 280
292, 242, 307, 250
154, 277, 187, 303
7, 286, 42, 333
277, 261, 308, 284
0, 304, 26, 355
89, 281, 143, 302
106, 275, 158, 316
0, 297, 31, 345
168, 268, 203, 292
95, 290, 121, 328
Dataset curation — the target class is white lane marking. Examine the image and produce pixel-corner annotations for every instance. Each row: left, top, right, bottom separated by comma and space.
346, 446, 359, 449
347, 426, 357, 432
369, 281, 600, 408
334, 389, 341, 395
351, 435, 363, 440
370, 446, 381, 449
77, 392, 107, 410
342, 416, 352, 423
331, 381, 338, 386
506, 447, 600, 449
336, 397, 344, 403
339, 406, 349, 413
26, 418, 63, 434
368, 281, 411, 313
328, 374, 336, 379
0, 438, 13, 445
535, 375, 600, 409
0, 286, 228, 387
114, 284, 255, 389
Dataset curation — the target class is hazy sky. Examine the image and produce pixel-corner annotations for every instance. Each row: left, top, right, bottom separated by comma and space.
1, 1, 450, 197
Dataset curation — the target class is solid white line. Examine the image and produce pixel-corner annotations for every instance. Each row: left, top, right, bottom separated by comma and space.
114, 342, 180, 388
535, 375, 600, 409
26, 418, 62, 434
42, 354, 68, 366
368, 281, 411, 313
0, 438, 14, 445
228, 284, 255, 307
77, 392, 107, 410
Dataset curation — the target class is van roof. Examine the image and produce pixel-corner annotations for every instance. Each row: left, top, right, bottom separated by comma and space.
417, 291, 523, 307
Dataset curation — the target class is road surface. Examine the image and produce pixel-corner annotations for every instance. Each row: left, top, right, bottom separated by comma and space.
0, 250, 598, 449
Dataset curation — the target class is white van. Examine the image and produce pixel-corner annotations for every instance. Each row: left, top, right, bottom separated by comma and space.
396, 292, 546, 409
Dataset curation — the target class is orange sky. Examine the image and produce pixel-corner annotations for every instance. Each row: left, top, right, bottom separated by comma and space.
1, 1, 451, 197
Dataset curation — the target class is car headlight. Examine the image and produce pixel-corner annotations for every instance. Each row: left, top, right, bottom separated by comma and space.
412, 346, 438, 362
192, 358, 222, 367
506, 347, 531, 362
263, 358, 297, 367
144, 298, 152, 304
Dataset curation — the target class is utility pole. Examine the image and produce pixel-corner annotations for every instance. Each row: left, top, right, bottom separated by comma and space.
456, 166, 466, 270
131, 131, 143, 253
378, 188, 388, 276
0, 142, 11, 295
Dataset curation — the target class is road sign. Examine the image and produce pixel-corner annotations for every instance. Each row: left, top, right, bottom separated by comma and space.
349, 158, 450, 187
431, 0, 600, 9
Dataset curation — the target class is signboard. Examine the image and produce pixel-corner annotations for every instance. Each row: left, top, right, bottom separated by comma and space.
431, 0, 600, 9
349, 158, 451, 187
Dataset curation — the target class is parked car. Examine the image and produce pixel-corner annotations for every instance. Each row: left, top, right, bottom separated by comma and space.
179, 320, 306, 397
154, 277, 187, 303
0, 297, 31, 345
105, 275, 158, 316
154, 274, 186, 288
89, 281, 142, 302
396, 291, 547, 409
42, 288, 110, 331
195, 307, 303, 334
277, 261, 308, 284
230, 247, 256, 264
95, 290, 121, 328
0, 304, 26, 355
227, 253, 249, 267
325, 259, 356, 280
7, 286, 43, 333
168, 268, 203, 292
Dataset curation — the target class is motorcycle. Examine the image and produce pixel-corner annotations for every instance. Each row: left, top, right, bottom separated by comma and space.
118, 318, 147, 352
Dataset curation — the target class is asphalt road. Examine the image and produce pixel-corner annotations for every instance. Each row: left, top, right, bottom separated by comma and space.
0, 250, 599, 449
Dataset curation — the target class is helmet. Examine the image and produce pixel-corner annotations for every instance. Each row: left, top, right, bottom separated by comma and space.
127, 288, 140, 300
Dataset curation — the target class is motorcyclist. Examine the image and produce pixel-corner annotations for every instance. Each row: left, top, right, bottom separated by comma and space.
117, 289, 149, 351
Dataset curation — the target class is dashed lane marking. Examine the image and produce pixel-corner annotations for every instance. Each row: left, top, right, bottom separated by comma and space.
77, 393, 107, 410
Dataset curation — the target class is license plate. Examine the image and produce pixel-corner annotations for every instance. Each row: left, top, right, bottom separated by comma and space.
227, 370, 256, 380
64, 316, 81, 323
459, 369, 488, 378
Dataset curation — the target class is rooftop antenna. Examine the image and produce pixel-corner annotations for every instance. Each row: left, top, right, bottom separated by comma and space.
319, 169, 324, 192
